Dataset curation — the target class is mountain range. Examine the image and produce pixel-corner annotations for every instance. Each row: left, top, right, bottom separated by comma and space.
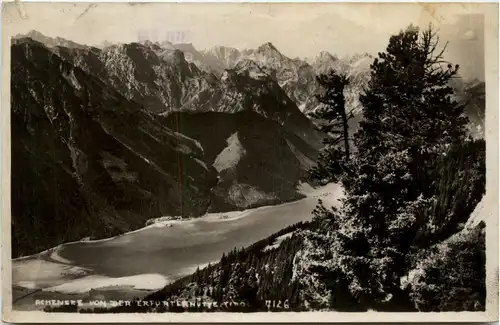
11, 33, 321, 257
18, 30, 485, 121
11, 31, 485, 257
168, 40, 374, 115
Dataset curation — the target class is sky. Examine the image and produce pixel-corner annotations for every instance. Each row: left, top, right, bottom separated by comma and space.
3, 2, 494, 80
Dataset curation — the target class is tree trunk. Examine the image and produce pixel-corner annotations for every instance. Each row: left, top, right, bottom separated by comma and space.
341, 109, 350, 160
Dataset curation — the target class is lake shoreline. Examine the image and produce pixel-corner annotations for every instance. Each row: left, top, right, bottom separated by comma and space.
12, 183, 343, 310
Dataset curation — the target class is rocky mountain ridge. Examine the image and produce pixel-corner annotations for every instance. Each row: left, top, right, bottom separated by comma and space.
15, 33, 323, 146
182, 42, 375, 115
16, 31, 484, 135
11, 36, 321, 257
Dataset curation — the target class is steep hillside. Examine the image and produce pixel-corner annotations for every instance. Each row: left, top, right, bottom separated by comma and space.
51, 41, 214, 114
164, 111, 318, 211
19, 33, 322, 147
11, 38, 322, 258
176, 60, 324, 150
11, 39, 214, 257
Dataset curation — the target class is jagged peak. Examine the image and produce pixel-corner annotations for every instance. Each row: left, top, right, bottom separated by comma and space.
14, 30, 88, 49
316, 51, 338, 61
256, 42, 281, 55
21, 30, 45, 38
15, 30, 54, 41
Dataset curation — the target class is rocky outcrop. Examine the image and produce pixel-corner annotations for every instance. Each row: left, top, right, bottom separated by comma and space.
163, 111, 318, 211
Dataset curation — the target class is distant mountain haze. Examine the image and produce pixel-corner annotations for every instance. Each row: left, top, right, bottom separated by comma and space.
12, 30, 486, 140
5, 3, 485, 81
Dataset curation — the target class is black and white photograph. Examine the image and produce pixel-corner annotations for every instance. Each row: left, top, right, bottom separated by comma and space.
1, 2, 498, 322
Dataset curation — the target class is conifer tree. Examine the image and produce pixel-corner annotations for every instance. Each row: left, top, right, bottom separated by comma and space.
308, 24, 469, 309
309, 70, 353, 184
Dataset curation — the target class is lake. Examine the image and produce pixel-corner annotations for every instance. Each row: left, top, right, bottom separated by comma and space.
12, 183, 342, 309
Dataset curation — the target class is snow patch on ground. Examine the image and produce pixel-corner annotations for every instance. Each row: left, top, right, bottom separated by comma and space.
13, 258, 90, 289
296, 182, 315, 195
43, 274, 171, 294
263, 232, 294, 251
213, 132, 246, 172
